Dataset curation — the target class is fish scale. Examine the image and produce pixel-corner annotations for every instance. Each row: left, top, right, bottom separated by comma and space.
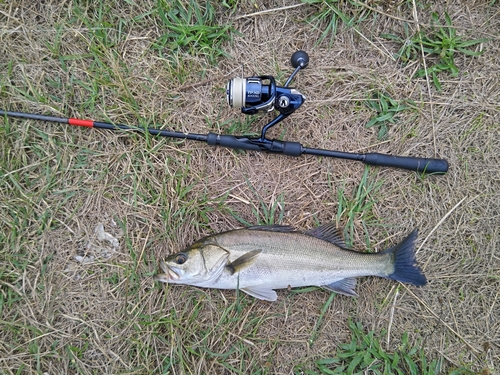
212, 230, 390, 288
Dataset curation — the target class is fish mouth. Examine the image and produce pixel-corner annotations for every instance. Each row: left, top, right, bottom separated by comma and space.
166, 268, 180, 281
155, 260, 180, 282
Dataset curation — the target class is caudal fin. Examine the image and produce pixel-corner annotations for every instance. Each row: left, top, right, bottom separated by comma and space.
383, 229, 427, 286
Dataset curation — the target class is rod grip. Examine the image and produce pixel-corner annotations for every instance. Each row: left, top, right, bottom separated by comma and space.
363, 153, 448, 174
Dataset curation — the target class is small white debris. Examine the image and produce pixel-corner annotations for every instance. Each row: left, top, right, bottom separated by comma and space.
63, 262, 79, 273
64, 221, 122, 281
95, 223, 120, 248
74, 254, 95, 264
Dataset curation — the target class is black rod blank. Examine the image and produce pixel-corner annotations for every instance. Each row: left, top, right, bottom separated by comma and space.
0, 109, 448, 174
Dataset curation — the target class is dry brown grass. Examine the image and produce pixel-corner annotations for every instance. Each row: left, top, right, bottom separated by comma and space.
1, 0, 499, 374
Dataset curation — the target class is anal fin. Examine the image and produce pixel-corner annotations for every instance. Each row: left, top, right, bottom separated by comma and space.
322, 278, 358, 297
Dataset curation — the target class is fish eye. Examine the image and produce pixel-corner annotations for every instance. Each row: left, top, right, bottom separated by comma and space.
175, 253, 187, 265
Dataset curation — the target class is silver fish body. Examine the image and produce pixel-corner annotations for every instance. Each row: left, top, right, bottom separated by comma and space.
155, 224, 426, 301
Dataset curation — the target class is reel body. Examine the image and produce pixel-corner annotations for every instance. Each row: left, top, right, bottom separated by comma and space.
226, 76, 305, 115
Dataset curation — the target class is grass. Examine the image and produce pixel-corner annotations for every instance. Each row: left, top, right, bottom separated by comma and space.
150, 0, 235, 63
364, 92, 409, 140
382, 13, 488, 91
301, 0, 371, 45
216, 116, 261, 137
0, 0, 498, 374
335, 167, 383, 247
308, 293, 336, 347
143, 290, 280, 373
295, 320, 475, 374
229, 177, 286, 226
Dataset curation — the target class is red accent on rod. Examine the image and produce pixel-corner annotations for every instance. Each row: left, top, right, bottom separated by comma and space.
68, 118, 94, 127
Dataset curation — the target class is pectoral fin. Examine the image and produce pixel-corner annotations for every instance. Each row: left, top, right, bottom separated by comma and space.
322, 278, 358, 297
226, 249, 262, 275
241, 285, 278, 301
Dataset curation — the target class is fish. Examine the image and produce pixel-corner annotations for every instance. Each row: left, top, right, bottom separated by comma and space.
154, 223, 426, 301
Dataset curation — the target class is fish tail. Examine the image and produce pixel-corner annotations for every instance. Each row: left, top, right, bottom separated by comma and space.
383, 229, 427, 286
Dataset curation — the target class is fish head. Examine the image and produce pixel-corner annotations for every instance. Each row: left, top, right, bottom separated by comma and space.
155, 242, 229, 286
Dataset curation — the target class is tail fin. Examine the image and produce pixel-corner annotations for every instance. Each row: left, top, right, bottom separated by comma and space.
383, 229, 427, 286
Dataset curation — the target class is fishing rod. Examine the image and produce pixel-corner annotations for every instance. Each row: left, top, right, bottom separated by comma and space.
0, 51, 448, 174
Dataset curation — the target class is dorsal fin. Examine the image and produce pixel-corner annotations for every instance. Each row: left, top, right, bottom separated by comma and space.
226, 249, 262, 275
305, 223, 348, 249
247, 225, 296, 233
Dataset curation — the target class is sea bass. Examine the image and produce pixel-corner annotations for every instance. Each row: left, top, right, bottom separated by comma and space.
154, 224, 426, 301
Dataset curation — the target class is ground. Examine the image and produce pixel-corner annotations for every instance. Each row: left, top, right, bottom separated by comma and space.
0, 0, 499, 374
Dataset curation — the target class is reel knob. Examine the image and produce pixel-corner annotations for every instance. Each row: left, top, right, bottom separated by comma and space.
290, 50, 309, 69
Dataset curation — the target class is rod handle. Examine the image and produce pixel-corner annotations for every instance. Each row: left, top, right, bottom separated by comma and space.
363, 153, 448, 174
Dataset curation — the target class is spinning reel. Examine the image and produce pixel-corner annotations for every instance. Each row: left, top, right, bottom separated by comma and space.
226, 51, 309, 141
